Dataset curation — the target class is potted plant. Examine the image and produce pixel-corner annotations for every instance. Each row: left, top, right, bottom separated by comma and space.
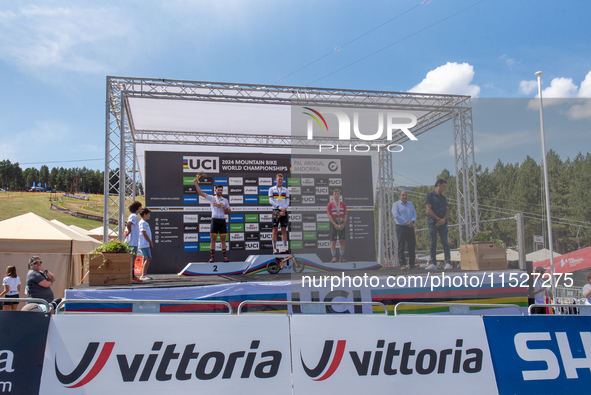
460, 232, 508, 271
87, 240, 133, 285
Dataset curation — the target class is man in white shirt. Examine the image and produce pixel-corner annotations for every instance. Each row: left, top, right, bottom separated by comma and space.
193, 177, 231, 262
391, 190, 417, 270
268, 173, 290, 254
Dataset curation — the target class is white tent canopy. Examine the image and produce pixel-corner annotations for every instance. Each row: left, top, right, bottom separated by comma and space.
0, 213, 101, 300
526, 248, 562, 263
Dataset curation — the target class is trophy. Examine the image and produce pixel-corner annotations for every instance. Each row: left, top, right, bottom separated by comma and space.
194, 172, 206, 183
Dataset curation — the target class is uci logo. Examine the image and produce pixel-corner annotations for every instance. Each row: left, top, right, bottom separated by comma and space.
183, 157, 219, 173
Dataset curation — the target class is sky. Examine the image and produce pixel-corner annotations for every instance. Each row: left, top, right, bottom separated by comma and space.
0, 0, 590, 187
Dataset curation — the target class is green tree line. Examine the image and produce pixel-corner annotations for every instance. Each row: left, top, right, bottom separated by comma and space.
0, 160, 104, 194
398, 150, 591, 254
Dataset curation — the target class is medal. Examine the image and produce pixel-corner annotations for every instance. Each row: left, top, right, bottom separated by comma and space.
278, 187, 283, 202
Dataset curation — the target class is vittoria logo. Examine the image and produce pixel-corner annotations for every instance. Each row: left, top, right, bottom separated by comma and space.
55, 342, 114, 388
301, 339, 483, 381
55, 341, 282, 387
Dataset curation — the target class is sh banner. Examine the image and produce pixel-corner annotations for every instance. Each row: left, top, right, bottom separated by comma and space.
0, 311, 50, 395
145, 151, 375, 273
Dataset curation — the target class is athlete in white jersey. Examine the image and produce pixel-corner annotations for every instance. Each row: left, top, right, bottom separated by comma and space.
193, 177, 231, 262
268, 173, 290, 254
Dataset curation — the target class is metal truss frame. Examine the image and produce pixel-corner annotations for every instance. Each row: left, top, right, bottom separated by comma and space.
104, 76, 478, 265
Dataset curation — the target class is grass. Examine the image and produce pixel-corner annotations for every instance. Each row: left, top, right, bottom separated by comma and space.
0, 192, 145, 230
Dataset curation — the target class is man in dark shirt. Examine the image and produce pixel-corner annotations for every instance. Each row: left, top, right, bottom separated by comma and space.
425, 179, 451, 270
26, 256, 55, 303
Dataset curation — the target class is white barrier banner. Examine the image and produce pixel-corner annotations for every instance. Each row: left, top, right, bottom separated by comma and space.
40, 315, 292, 394
291, 315, 498, 395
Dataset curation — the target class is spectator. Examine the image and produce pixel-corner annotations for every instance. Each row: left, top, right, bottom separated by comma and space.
139, 208, 154, 281
26, 256, 55, 304
532, 266, 551, 314
582, 272, 591, 305
0, 266, 21, 311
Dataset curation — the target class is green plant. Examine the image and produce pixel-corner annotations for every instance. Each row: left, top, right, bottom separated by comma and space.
88, 240, 131, 268
467, 232, 506, 250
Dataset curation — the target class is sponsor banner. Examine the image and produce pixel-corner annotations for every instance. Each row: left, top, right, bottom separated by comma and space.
315, 178, 328, 186
289, 213, 302, 222
229, 214, 244, 223
292, 159, 341, 174
290, 240, 303, 249
301, 178, 314, 186
184, 196, 198, 204
260, 232, 273, 241
258, 186, 270, 195
244, 178, 258, 185
183, 156, 219, 173
291, 315, 497, 395
302, 196, 316, 204
260, 223, 274, 231
183, 243, 199, 251
245, 196, 258, 204
183, 225, 198, 232
316, 196, 329, 204
230, 233, 244, 241
260, 241, 273, 249
259, 195, 270, 205
258, 177, 273, 186
288, 178, 300, 186
303, 241, 317, 248
260, 214, 273, 222
230, 223, 244, 232
316, 187, 329, 195
244, 186, 258, 195
200, 186, 213, 194
230, 242, 244, 250
317, 222, 330, 231
290, 232, 303, 240
0, 311, 50, 395
183, 233, 199, 242
302, 186, 316, 195
199, 243, 210, 251
183, 214, 199, 223
245, 223, 259, 232
200, 215, 212, 222
199, 234, 211, 242
304, 232, 316, 240
484, 316, 591, 394
245, 242, 260, 250
41, 315, 292, 394
213, 177, 228, 185
317, 240, 330, 248
289, 186, 301, 195
303, 223, 316, 231
245, 214, 258, 222
229, 187, 244, 194
535, 247, 591, 273
245, 232, 259, 241
329, 178, 342, 186
317, 233, 330, 240
316, 213, 329, 222
291, 224, 303, 231
199, 224, 210, 233
229, 177, 243, 186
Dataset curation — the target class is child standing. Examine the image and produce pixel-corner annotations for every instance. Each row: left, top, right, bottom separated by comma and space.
0, 266, 21, 311
124, 200, 142, 282
138, 208, 153, 281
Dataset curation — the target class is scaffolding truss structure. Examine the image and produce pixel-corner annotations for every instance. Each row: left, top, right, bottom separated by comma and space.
104, 76, 479, 265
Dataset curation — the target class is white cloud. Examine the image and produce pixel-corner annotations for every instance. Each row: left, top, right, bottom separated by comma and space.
408, 62, 480, 97
539, 77, 579, 98
519, 80, 537, 95
0, 5, 130, 77
578, 71, 591, 98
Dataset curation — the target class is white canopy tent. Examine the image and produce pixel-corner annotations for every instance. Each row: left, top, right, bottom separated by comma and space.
0, 213, 101, 301
526, 248, 562, 263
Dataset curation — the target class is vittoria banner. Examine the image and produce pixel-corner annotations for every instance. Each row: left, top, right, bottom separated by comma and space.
40, 315, 292, 394
290, 315, 498, 395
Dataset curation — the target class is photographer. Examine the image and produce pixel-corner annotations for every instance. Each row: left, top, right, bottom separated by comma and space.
26, 256, 55, 304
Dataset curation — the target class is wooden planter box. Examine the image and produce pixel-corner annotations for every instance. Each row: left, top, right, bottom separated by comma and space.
460, 242, 508, 271
88, 252, 132, 286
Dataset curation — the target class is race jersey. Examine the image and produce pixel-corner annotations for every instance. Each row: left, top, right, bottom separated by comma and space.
327, 200, 347, 223
206, 194, 230, 219
268, 186, 290, 210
